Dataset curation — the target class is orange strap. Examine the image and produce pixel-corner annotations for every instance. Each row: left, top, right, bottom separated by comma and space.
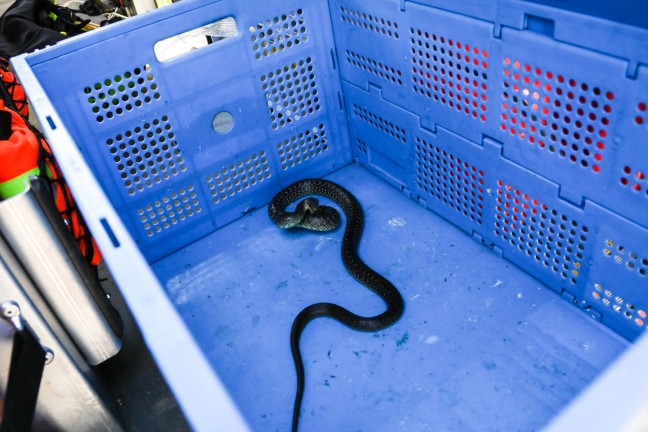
37, 126, 103, 265
0, 61, 29, 118
0, 102, 40, 197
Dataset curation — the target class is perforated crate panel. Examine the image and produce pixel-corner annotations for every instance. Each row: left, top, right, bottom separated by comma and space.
26, 0, 351, 262
584, 205, 648, 338
490, 30, 648, 228
331, 0, 648, 340
332, 1, 495, 146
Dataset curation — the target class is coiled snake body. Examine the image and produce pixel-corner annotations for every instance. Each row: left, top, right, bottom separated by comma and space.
268, 179, 405, 432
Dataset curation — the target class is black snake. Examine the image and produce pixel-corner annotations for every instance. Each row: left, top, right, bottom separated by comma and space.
268, 178, 405, 432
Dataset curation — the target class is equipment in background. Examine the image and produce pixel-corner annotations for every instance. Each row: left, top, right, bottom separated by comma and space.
0, 59, 102, 266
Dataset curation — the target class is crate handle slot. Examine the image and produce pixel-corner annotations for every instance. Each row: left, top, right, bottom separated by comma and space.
45, 116, 56, 130
153, 17, 238, 62
100, 218, 120, 248
524, 14, 555, 38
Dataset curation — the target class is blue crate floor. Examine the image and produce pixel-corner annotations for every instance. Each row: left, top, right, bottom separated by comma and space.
153, 164, 628, 432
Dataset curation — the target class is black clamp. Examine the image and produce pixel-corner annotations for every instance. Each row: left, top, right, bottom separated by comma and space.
0, 301, 52, 432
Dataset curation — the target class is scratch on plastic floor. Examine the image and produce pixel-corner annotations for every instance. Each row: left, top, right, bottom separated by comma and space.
388, 217, 407, 228
315, 236, 335, 252
424, 335, 439, 345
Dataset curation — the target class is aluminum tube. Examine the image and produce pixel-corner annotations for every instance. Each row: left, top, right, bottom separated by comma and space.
0, 235, 122, 430
0, 185, 121, 365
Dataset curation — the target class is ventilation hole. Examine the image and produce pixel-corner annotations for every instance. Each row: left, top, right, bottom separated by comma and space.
105, 115, 185, 195
346, 49, 403, 86
634, 102, 647, 126
85, 65, 159, 123
499, 60, 610, 173
207, 151, 271, 204
602, 239, 648, 277
416, 137, 485, 224
340, 7, 399, 39
591, 283, 646, 326
353, 104, 406, 143
277, 124, 328, 170
494, 181, 587, 282
250, 9, 307, 59
138, 185, 200, 236
357, 139, 368, 155
619, 165, 648, 198
409, 28, 488, 121
261, 57, 319, 129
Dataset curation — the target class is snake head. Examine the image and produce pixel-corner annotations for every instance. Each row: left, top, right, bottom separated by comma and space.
273, 196, 340, 231
297, 197, 320, 214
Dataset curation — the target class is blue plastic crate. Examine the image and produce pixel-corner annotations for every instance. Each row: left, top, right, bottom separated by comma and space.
13, 0, 648, 430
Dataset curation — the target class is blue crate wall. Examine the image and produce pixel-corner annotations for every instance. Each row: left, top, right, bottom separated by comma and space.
25, 0, 351, 262
329, 0, 648, 340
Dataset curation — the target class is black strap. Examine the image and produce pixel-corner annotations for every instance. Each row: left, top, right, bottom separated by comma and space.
0, 109, 11, 140
1, 326, 46, 432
